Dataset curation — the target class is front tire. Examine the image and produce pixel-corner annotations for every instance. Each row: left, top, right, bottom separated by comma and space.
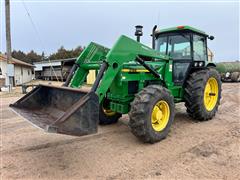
184, 68, 222, 121
129, 85, 175, 143
99, 99, 122, 125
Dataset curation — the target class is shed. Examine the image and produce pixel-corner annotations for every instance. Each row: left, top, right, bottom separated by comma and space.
0, 54, 35, 86
33, 58, 76, 81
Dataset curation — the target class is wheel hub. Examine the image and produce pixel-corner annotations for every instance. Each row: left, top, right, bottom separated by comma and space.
103, 108, 116, 116
151, 100, 170, 132
204, 77, 219, 111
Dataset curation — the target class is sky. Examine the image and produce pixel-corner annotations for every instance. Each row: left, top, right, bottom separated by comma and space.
0, 0, 239, 62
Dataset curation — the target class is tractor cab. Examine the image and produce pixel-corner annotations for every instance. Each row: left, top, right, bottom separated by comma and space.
154, 26, 213, 85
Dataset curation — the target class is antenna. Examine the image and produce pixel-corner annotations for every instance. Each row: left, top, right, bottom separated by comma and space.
157, 10, 160, 26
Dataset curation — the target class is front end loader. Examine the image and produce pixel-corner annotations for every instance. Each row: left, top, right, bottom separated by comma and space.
10, 25, 222, 143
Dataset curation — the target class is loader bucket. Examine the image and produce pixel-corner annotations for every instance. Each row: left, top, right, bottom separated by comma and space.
9, 84, 99, 136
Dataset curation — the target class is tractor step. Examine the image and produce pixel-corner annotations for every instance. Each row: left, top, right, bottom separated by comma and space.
10, 84, 99, 136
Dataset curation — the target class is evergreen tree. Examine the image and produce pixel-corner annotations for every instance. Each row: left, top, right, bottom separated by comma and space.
9, 45, 84, 63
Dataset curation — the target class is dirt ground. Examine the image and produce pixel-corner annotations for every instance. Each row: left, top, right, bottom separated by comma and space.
1, 83, 240, 179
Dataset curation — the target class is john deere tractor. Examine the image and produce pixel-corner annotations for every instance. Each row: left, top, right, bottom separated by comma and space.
10, 25, 221, 143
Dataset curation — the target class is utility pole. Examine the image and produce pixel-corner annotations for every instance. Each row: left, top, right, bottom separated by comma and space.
5, 0, 13, 90
5, 0, 12, 63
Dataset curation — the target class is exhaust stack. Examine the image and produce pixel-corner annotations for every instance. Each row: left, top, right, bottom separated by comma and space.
152, 25, 157, 49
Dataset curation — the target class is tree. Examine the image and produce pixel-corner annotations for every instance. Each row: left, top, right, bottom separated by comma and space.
72, 46, 83, 57
49, 46, 83, 60
26, 50, 42, 63
11, 50, 42, 63
9, 45, 84, 63
12, 50, 27, 61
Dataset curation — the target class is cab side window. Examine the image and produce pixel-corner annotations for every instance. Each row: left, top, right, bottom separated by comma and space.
168, 35, 191, 60
156, 36, 168, 55
193, 35, 207, 61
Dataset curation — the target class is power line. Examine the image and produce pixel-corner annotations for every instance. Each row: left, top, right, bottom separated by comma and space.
21, 0, 45, 51
21, 0, 60, 82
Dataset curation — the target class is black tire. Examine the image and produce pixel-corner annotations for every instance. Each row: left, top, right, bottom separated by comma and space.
129, 85, 175, 143
99, 99, 122, 125
230, 72, 240, 82
184, 68, 222, 121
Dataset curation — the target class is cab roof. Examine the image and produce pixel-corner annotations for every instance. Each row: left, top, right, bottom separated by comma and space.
155, 25, 208, 36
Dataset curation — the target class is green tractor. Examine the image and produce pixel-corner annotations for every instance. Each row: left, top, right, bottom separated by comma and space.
10, 25, 221, 143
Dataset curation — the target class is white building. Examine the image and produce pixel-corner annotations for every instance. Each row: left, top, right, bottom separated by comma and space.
0, 54, 34, 87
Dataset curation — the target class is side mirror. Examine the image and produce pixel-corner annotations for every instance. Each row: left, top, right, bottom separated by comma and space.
208, 35, 214, 40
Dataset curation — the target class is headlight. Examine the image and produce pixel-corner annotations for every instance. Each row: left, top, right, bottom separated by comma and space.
193, 61, 204, 67
194, 62, 198, 67
199, 62, 204, 67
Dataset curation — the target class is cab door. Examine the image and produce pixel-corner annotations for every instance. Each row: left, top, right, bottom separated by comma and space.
167, 34, 192, 85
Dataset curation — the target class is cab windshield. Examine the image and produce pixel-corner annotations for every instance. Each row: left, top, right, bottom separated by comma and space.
156, 34, 191, 60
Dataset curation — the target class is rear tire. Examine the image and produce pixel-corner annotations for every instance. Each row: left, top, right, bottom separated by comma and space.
99, 99, 122, 125
129, 85, 175, 143
184, 68, 222, 121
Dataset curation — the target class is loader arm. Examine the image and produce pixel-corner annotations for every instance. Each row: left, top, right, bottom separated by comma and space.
68, 42, 109, 88
70, 35, 169, 103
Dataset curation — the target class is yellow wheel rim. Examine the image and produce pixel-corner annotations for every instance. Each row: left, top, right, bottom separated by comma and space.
204, 77, 219, 111
151, 100, 170, 132
103, 107, 116, 116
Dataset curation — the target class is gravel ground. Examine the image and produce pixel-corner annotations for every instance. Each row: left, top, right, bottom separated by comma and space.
1, 83, 240, 179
